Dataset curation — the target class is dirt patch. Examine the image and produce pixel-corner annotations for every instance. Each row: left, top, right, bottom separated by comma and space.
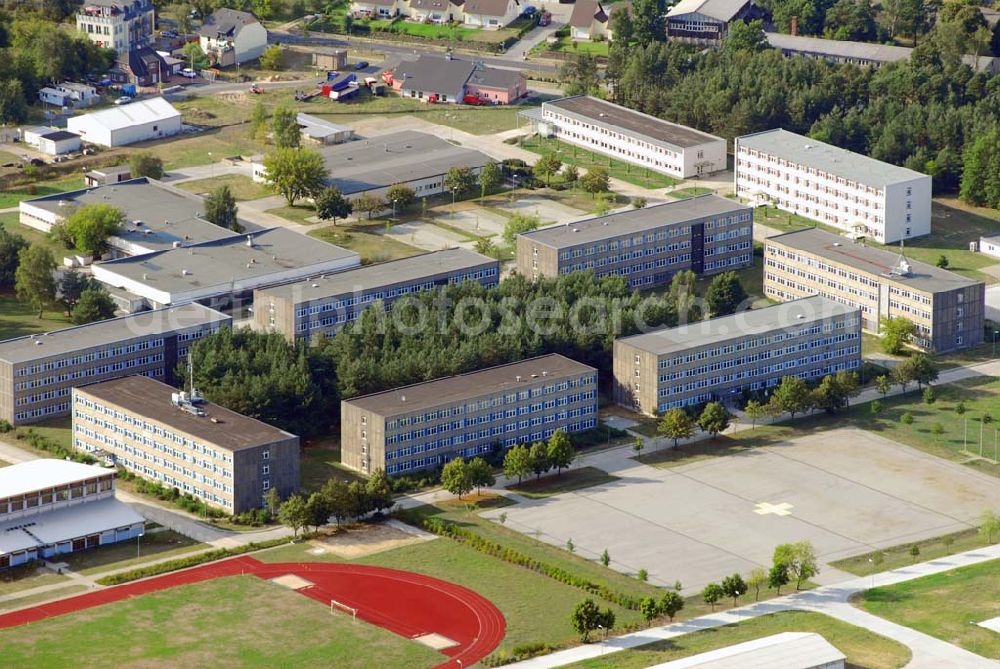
311, 521, 435, 559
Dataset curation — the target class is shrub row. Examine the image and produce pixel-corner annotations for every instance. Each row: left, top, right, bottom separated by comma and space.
94, 535, 310, 586
416, 515, 641, 610
482, 641, 559, 667
116, 469, 227, 520
14, 428, 97, 465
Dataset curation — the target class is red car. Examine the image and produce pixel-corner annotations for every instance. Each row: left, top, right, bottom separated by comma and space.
463, 95, 488, 106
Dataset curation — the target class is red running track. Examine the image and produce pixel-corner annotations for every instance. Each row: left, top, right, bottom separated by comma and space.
0, 556, 505, 669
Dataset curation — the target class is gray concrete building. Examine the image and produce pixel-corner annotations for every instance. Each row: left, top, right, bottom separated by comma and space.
18, 177, 242, 258
0, 304, 230, 425
72, 375, 299, 514
516, 195, 753, 289
251, 130, 493, 201
614, 295, 861, 415
91, 228, 360, 312
254, 248, 500, 341
341, 354, 598, 476
765, 228, 984, 353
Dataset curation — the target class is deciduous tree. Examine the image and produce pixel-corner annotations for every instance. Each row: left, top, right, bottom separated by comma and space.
503, 444, 532, 484
467, 456, 495, 494
721, 573, 747, 607
697, 401, 731, 437
15, 245, 57, 318
770, 376, 813, 417
278, 494, 309, 537
444, 166, 476, 196
0, 227, 27, 290
263, 148, 327, 206
880, 316, 915, 355
71, 287, 116, 324
129, 152, 164, 179
529, 441, 551, 480
658, 408, 694, 448
705, 271, 748, 317
64, 204, 125, 257
352, 192, 385, 220
701, 582, 723, 610
385, 183, 417, 211
580, 166, 610, 197
441, 457, 473, 499
658, 590, 685, 621
478, 162, 502, 200
270, 105, 301, 148
204, 184, 241, 231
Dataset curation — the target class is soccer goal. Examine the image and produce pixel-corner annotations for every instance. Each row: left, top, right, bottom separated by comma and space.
330, 599, 358, 621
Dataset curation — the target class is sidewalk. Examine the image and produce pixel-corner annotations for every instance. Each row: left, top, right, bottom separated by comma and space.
507, 542, 1000, 668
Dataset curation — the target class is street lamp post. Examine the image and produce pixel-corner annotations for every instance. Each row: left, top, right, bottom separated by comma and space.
993, 330, 999, 357
451, 186, 458, 219
391, 197, 399, 221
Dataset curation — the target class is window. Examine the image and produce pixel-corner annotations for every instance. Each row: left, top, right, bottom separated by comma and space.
262, 464, 270, 475
262, 450, 270, 459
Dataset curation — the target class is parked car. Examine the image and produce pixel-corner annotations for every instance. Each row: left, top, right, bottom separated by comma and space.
114, 95, 133, 105
354, 60, 369, 71
521, 5, 537, 16
463, 95, 488, 106
160, 30, 177, 38
180, 68, 197, 79
538, 11, 552, 25
427, 94, 439, 103
249, 84, 264, 94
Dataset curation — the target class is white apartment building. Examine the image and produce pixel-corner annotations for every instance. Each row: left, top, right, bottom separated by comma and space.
76, 0, 155, 55
734, 129, 932, 244
530, 96, 727, 179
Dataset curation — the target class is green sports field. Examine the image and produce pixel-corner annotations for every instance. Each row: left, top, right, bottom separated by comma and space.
0, 575, 440, 669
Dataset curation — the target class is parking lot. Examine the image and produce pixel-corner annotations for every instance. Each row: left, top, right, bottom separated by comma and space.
481, 428, 1000, 593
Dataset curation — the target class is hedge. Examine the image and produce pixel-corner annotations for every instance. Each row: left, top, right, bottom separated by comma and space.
407, 513, 642, 610
94, 534, 313, 586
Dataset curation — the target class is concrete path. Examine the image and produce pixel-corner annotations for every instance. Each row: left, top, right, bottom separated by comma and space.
506, 542, 1000, 668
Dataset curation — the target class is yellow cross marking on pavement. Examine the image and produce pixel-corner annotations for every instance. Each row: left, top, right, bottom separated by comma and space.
754, 502, 794, 516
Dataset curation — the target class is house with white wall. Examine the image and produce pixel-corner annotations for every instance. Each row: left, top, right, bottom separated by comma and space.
198, 8, 268, 67
461, 0, 520, 28
569, 0, 609, 40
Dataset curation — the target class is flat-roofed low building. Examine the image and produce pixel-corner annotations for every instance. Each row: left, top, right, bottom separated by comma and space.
254, 248, 500, 341
614, 295, 861, 415
0, 303, 230, 425
516, 195, 753, 289
297, 113, 355, 145
19, 177, 242, 259
73, 376, 299, 514
735, 129, 931, 244
91, 227, 360, 311
341, 354, 598, 476
526, 96, 727, 179
0, 459, 144, 569
764, 227, 984, 353
251, 130, 493, 201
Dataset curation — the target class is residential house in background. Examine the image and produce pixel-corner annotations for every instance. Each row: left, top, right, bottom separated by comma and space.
73, 376, 299, 514
0, 303, 231, 425
764, 228, 984, 353
525, 95, 727, 178
198, 9, 268, 67
613, 295, 862, 415
734, 128, 932, 244
408, 0, 462, 23
340, 355, 598, 476
38, 83, 99, 109
76, 0, 154, 55
461, 0, 521, 28
665, 0, 756, 44
390, 54, 526, 104
0, 460, 145, 569
112, 45, 169, 86
350, 0, 401, 18
569, 0, 609, 40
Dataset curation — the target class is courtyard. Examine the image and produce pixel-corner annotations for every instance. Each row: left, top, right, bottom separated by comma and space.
481, 428, 999, 594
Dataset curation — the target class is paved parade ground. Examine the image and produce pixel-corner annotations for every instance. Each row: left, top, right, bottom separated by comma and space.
483, 428, 998, 593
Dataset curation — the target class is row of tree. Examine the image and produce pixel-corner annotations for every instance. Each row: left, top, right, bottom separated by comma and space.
272, 468, 394, 537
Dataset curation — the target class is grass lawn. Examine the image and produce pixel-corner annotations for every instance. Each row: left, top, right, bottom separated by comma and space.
668, 186, 714, 199
0, 575, 441, 668
858, 558, 1000, 660
0, 176, 86, 209
642, 375, 1000, 478
308, 224, 423, 264
60, 530, 203, 576
567, 610, 911, 669
0, 212, 75, 262
299, 438, 366, 492
520, 136, 681, 190
0, 564, 69, 596
509, 467, 619, 499
0, 292, 72, 342
546, 36, 610, 57
176, 174, 273, 201
830, 527, 991, 576
12, 415, 73, 450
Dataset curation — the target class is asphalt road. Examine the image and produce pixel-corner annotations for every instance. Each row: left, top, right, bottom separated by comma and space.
269, 30, 561, 74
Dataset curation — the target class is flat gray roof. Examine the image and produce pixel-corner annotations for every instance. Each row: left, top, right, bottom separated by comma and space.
519, 194, 750, 249
545, 96, 724, 150
737, 129, 927, 189
317, 130, 492, 195
768, 227, 981, 294
0, 303, 229, 365
766, 32, 911, 63
22, 178, 239, 252
345, 354, 596, 416
0, 497, 144, 556
94, 228, 358, 296
0, 460, 113, 499
76, 376, 297, 451
619, 295, 858, 356
259, 248, 496, 304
